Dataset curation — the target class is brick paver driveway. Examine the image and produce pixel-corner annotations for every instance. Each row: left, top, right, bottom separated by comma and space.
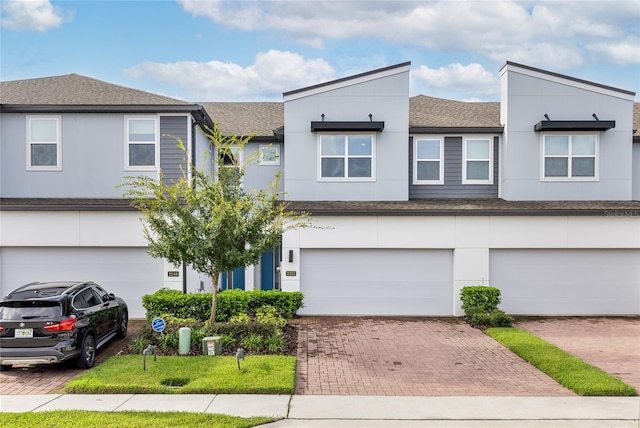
517, 316, 640, 392
294, 317, 573, 396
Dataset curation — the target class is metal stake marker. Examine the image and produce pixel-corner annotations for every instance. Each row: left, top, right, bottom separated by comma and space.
143, 345, 157, 370
236, 348, 245, 370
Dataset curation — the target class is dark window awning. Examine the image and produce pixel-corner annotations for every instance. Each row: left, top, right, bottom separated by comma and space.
310, 121, 385, 132
534, 120, 615, 132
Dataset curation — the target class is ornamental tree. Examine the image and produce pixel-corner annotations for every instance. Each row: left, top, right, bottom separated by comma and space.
121, 124, 312, 325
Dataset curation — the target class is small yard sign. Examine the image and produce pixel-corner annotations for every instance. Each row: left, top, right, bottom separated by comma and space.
152, 317, 166, 333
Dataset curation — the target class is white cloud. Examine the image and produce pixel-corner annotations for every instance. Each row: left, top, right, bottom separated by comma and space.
177, 0, 640, 69
124, 50, 335, 101
0, 0, 67, 32
413, 63, 499, 98
588, 39, 640, 66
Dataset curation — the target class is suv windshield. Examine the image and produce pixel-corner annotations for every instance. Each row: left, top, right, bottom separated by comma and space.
0, 301, 62, 319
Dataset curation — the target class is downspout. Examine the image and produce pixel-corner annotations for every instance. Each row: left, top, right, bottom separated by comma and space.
182, 115, 199, 295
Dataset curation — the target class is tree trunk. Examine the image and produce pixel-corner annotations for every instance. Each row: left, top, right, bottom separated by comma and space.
209, 271, 220, 326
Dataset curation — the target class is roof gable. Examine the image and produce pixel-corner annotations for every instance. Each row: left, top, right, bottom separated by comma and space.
500, 62, 635, 101
283, 62, 411, 101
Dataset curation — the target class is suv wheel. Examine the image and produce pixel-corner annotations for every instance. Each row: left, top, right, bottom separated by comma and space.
116, 310, 128, 339
76, 333, 96, 369
0, 364, 12, 371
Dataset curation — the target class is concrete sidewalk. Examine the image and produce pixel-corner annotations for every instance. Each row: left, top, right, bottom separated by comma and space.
2, 394, 639, 427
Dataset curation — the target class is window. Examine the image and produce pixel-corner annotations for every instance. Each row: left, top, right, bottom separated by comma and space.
463, 138, 493, 184
414, 138, 443, 184
318, 134, 374, 180
27, 116, 61, 170
259, 144, 280, 165
218, 145, 242, 187
542, 134, 597, 180
126, 117, 158, 170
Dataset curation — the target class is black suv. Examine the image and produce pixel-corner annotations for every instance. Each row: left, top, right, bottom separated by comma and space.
0, 281, 128, 370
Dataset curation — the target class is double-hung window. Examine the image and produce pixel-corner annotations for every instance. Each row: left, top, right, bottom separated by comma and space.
319, 134, 374, 181
27, 116, 61, 170
542, 134, 597, 180
414, 138, 443, 184
463, 137, 493, 184
126, 117, 158, 170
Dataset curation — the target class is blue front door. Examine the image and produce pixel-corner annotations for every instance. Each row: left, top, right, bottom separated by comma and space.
259, 246, 281, 290
221, 267, 245, 290
260, 250, 274, 290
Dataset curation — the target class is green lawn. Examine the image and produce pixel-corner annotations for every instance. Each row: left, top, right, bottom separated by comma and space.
2, 411, 275, 428
64, 355, 296, 394
486, 327, 638, 396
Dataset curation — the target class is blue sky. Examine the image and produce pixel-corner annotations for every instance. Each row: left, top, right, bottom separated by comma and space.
1, 0, 639, 102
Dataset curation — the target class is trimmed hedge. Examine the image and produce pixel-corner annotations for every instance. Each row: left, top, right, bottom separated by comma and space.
142, 288, 304, 323
460, 286, 501, 313
460, 286, 513, 328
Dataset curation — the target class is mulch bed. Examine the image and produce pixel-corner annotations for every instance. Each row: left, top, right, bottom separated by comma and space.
107, 320, 298, 358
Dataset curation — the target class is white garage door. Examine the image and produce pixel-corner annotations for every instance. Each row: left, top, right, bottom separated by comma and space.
300, 249, 453, 316
0, 247, 164, 318
490, 249, 640, 315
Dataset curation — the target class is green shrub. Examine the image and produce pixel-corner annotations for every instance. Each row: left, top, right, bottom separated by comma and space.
142, 288, 304, 323
128, 336, 147, 354
217, 290, 252, 321
460, 286, 513, 328
141, 289, 211, 321
256, 305, 287, 330
209, 321, 278, 341
229, 313, 250, 323
242, 334, 263, 352
467, 309, 491, 327
157, 331, 179, 352
265, 335, 285, 353
489, 309, 514, 327
220, 333, 236, 349
190, 326, 210, 349
460, 286, 502, 313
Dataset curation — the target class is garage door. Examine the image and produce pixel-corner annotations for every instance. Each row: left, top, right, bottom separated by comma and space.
0, 247, 164, 318
300, 249, 453, 316
490, 249, 640, 315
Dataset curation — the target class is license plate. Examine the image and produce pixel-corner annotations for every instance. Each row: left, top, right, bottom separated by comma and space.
15, 328, 33, 338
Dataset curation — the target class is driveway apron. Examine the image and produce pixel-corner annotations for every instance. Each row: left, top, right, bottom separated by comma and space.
517, 316, 640, 392
294, 317, 573, 396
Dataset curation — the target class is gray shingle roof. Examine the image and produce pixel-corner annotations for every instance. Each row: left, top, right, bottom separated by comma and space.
2, 74, 636, 140
284, 199, 640, 216
410, 95, 501, 129
200, 102, 284, 137
3, 197, 639, 215
0, 74, 192, 106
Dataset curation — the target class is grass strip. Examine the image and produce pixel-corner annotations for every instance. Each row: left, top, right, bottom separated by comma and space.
1, 411, 274, 428
64, 355, 296, 394
486, 327, 637, 396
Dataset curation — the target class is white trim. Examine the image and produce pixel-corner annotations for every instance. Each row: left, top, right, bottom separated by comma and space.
500, 63, 635, 101
284, 64, 410, 101
26, 116, 62, 171
462, 136, 494, 185
317, 133, 376, 182
259, 144, 281, 166
540, 133, 599, 181
124, 116, 159, 171
413, 136, 444, 185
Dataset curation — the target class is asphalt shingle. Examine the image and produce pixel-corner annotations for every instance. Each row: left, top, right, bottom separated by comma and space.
0, 74, 193, 106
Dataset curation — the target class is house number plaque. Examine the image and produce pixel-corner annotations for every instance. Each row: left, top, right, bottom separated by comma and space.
285, 271, 297, 277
